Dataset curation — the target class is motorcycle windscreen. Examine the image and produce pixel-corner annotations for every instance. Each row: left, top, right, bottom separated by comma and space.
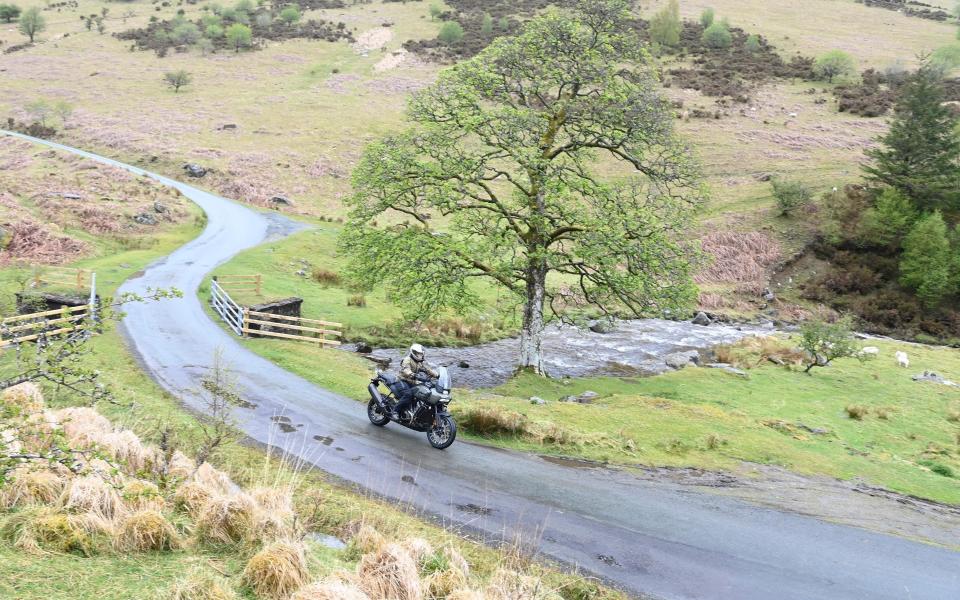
437, 366, 451, 392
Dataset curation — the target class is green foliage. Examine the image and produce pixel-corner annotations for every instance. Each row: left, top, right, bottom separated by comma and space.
930, 43, 960, 75
197, 37, 215, 55
744, 33, 760, 52
164, 69, 193, 93
342, 0, 702, 373
17, 6, 44, 43
699, 7, 715, 28
813, 49, 857, 82
172, 22, 201, 45
480, 12, 493, 36
770, 178, 812, 216
279, 5, 300, 24
225, 22, 252, 52
429, 3, 442, 21
205, 23, 224, 38
0, 3, 20, 23
498, 16, 509, 31
856, 188, 917, 248
799, 317, 861, 373
899, 211, 954, 308
864, 66, 960, 213
649, 0, 681, 47
201, 13, 222, 28
701, 21, 732, 49
437, 20, 464, 44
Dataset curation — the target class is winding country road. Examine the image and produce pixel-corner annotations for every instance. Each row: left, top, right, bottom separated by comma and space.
5, 131, 959, 600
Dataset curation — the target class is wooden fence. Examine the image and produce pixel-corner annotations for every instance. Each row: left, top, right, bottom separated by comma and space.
210, 278, 340, 346
216, 274, 262, 297
33, 267, 91, 292
2, 273, 97, 348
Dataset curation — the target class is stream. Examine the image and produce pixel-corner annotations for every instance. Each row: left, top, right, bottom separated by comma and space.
352, 318, 778, 388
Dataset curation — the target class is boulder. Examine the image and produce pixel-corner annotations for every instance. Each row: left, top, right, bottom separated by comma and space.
692, 311, 712, 326
665, 350, 700, 370
577, 390, 599, 403
529, 396, 546, 405
589, 319, 616, 334
270, 195, 293, 206
912, 371, 959, 387
706, 363, 748, 378
761, 288, 776, 302
354, 343, 373, 354
183, 163, 206, 178
133, 212, 157, 226
61, 192, 82, 200
153, 201, 167, 213
458, 360, 470, 369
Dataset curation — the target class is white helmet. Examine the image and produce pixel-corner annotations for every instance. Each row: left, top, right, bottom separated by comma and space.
409, 343, 425, 362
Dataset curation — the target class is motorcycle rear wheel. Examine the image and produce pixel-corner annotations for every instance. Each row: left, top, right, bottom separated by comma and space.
367, 399, 390, 427
427, 415, 457, 449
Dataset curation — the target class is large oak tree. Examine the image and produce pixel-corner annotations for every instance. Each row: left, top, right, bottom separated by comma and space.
341, 0, 703, 374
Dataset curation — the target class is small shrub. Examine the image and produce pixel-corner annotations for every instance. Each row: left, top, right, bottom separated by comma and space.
279, 5, 300, 24
311, 268, 340, 286
744, 34, 760, 53
844, 405, 868, 420
920, 460, 955, 478
663, 437, 691, 454
699, 7, 715, 28
347, 294, 366, 307
946, 408, 960, 423
703, 432, 726, 450
437, 21, 464, 45
770, 178, 813, 216
873, 407, 892, 420
701, 22, 732, 49
649, 0, 680, 47
814, 50, 857, 83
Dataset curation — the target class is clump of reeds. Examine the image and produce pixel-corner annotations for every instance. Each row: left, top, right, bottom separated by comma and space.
356, 542, 423, 600
195, 493, 258, 545
60, 475, 125, 520
241, 540, 310, 599
1, 467, 66, 509
114, 510, 182, 552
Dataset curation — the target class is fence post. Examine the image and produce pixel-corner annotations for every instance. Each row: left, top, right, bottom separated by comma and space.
242, 308, 249, 337
88, 272, 98, 325
256, 274, 262, 297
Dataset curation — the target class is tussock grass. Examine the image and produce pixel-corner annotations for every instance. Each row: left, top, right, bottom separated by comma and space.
485, 568, 563, 600
347, 523, 386, 557
446, 590, 485, 600
311, 268, 341, 287
1, 468, 66, 509
60, 475, 125, 520
0, 507, 111, 556
114, 510, 182, 552
122, 480, 165, 513
168, 566, 240, 600
291, 579, 371, 600
456, 406, 528, 436
845, 405, 868, 420
173, 481, 213, 518
54, 406, 112, 446
357, 542, 423, 600
195, 493, 258, 546
241, 540, 310, 600
1, 382, 45, 414
399, 537, 433, 567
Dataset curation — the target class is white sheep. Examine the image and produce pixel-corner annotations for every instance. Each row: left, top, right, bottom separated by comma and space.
895, 351, 909, 368
860, 346, 879, 357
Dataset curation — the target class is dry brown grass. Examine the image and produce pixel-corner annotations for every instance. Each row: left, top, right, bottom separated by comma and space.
0, 506, 112, 556
424, 568, 467, 599
60, 475, 125, 520
114, 510, 182, 552
714, 336, 805, 369
55, 406, 112, 447
349, 523, 386, 555
456, 406, 528, 437
357, 543, 423, 600
484, 568, 562, 600
241, 540, 310, 600
195, 493, 258, 546
1, 382, 45, 414
194, 462, 235, 495
399, 537, 433, 567
121, 480, 166, 513
446, 590, 485, 600
311, 268, 341, 287
174, 481, 214, 518
291, 579, 371, 600
168, 566, 240, 600
168, 450, 196, 480
0, 467, 66, 509
695, 231, 781, 295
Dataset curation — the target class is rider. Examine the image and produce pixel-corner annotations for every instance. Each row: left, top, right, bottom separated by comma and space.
392, 343, 438, 420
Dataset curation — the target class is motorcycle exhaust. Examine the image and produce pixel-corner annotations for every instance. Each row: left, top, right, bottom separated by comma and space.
368, 382, 387, 409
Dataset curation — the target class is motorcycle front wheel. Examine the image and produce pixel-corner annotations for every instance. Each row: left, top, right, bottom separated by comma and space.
367, 399, 390, 427
427, 415, 457, 449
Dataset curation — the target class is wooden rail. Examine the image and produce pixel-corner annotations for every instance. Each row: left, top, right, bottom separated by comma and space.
216, 274, 262, 296
33, 267, 91, 291
0, 305, 92, 348
208, 278, 341, 347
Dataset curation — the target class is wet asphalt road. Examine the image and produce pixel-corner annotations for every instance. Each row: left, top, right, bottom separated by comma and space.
5, 131, 959, 600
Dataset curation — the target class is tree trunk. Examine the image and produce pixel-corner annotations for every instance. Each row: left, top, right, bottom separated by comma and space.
519, 263, 547, 375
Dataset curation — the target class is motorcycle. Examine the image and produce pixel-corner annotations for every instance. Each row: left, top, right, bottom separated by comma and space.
366, 366, 457, 449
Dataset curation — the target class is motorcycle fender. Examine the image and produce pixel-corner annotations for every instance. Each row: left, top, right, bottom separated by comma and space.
368, 382, 387, 409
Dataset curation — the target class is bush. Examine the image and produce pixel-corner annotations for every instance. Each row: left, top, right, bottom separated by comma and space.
311, 268, 340, 286
455, 406, 527, 436
813, 50, 857, 83
437, 21, 464, 44
172, 21, 201, 44
279, 5, 300, 25
701, 21, 732, 49
164, 69, 193, 93
480, 12, 493, 36
650, 0, 681, 47
770, 178, 813, 216
699, 7, 715, 28
242, 540, 309, 600
225, 22, 252, 52
799, 317, 861, 373
744, 33, 760, 53
0, 3, 21, 23
347, 294, 366, 307
206, 23, 224, 38
920, 460, 955, 478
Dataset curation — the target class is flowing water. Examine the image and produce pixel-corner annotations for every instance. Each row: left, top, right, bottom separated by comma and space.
354, 318, 778, 388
